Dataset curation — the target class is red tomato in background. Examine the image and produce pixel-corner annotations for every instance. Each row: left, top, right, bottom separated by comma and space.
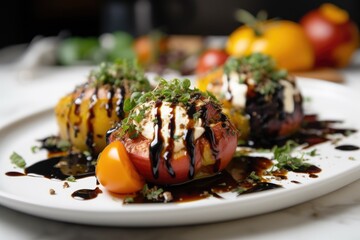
196, 49, 229, 74
300, 3, 359, 68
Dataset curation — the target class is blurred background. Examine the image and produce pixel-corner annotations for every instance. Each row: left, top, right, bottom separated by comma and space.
1, 0, 359, 47
0, 0, 359, 79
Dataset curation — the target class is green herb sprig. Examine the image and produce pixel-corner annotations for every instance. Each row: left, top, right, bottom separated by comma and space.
141, 184, 164, 201
272, 140, 311, 171
10, 152, 26, 168
224, 53, 288, 95
88, 59, 151, 92
119, 78, 219, 138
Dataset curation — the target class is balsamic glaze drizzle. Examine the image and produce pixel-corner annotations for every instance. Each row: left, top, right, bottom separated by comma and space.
149, 101, 164, 179
162, 103, 176, 177
116, 86, 126, 119
73, 86, 86, 137
72, 187, 102, 200
24, 154, 95, 180
85, 87, 98, 153
5, 104, 357, 203
185, 104, 197, 179
65, 88, 78, 142
335, 145, 359, 151
106, 87, 114, 118
225, 74, 233, 102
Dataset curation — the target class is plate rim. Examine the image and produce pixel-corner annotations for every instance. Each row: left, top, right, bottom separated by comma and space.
0, 77, 359, 226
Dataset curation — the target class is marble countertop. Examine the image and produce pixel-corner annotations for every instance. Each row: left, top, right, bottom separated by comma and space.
0, 55, 359, 239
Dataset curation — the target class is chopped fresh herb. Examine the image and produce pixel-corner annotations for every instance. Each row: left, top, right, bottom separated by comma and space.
66, 176, 76, 182
39, 136, 72, 152
192, 111, 201, 121
248, 171, 260, 181
124, 196, 135, 203
349, 156, 356, 161
173, 135, 182, 141
31, 146, 40, 153
272, 141, 311, 171
88, 59, 151, 92
10, 152, 26, 168
118, 78, 220, 138
232, 187, 246, 195
224, 53, 288, 96
237, 139, 247, 146
57, 139, 72, 152
255, 148, 271, 153
303, 96, 312, 102
307, 149, 318, 157
272, 140, 298, 160
141, 184, 164, 201
83, 150, 92, 158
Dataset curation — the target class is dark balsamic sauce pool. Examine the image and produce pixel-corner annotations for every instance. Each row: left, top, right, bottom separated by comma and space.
72, 187, 102, 200
335, 145, 359, 151
5, 115, 357, 203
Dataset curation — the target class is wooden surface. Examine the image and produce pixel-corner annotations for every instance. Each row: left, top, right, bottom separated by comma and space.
284, 68, 343, 83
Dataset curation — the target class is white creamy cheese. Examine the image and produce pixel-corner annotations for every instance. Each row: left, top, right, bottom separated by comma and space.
221, 72, 297, 113
279, 80, 296, 113
135, 101, 205, 152
221, 71, 248, 109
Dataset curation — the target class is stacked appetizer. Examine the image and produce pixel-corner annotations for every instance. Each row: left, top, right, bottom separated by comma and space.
54, 53, 305, 196
96, 79, 238, 193
55, 60, 151, 155
197, 53, 304, 145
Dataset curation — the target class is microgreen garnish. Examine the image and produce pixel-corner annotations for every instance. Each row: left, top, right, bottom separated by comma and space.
224, 53, 288, 96
141, 184, 164, 201
118, 78, 220, 138
31, 145, 40, 153
66, 175, 76, 182
248, 171, 260, 181
124, 196, 135, 203
10, 152, 26, 168
307, 149, 318, 157
88, 59, 151, 92
272, 141, 311, 171
37, 136, 72, 152
232, 187, 246, 195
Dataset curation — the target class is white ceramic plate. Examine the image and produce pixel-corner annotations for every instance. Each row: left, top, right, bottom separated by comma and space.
0, 78, 359, 227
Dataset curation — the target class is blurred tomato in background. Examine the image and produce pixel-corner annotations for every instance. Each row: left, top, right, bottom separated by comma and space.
196, 49, 228, 74
300, 3, 359, 68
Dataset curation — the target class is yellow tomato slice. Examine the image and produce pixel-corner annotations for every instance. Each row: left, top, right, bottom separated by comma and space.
96, 141, 145, 194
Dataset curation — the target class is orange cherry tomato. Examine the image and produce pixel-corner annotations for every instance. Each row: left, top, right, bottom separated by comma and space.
96, 141, 145, 194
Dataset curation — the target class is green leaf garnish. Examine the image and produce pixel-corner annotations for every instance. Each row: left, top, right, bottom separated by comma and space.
10, 152, 26, 168
248, 171, 260, 181
307, 149, 318, 157
88, 59, 151, 92
224, 53, 288, 96
66, 175, 76, 182
124, 196, 135, 203
118, 78, 220, 138
31, 146, 40, 153
141, 184, 164, 201
272, 141, 311, 171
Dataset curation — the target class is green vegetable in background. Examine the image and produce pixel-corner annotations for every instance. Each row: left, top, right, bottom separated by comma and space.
57, 37, 99, 65
57, 31, 136, 66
